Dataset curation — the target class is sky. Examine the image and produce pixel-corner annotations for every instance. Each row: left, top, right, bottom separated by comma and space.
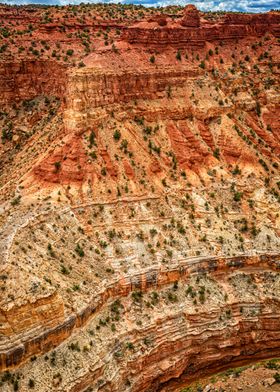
0, 0, 279, 13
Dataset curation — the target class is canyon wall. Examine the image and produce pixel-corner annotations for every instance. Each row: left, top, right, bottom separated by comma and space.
65, 68, 200, 111
0, 60, 66, 104
0, 5, 280, 392
122, 12, 280, 48
0, 252, 280, 379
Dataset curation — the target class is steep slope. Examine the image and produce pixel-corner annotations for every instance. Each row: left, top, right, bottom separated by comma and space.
0, 4, 280, 392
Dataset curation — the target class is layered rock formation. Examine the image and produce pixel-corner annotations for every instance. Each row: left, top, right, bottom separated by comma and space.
180, 5, 200, 27
0, 61, 66, 104
122, 11, 280, 48
0, 4, 280, 392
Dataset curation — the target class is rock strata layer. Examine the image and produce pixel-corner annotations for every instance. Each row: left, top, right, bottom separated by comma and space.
0, 4, 280, 392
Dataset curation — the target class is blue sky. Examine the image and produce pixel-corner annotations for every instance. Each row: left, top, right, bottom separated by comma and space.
0, 0, 279, 13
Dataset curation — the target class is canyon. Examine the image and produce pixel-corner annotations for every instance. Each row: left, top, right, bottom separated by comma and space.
0, 3, 280, 392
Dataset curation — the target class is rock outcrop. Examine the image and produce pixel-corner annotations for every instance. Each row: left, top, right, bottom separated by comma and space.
122, 8, 280, 48
180, 5, 200, 27
1, 252, 280, 389
0, 4, 280, 392
0, 60, 66, 104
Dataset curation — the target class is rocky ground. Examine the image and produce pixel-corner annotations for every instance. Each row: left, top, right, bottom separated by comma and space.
0, 4, 280, 392
183, 359, 280, 391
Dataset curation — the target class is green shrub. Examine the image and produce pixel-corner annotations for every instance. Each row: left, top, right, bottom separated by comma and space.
66, 49, 74, 56
176, 50, 181, 61
199, 61, 205, 69
75, 243, 84, 257
233, 192, 243, 202
28, 379, 35, 389
113, 129, 121, 141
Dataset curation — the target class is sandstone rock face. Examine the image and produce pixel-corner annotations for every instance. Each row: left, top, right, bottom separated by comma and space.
1, 253, 280, 388
122, 11, 280, 48
0, 4, 280, 392
0, 60, 66, 104
180, 5, 200, 28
